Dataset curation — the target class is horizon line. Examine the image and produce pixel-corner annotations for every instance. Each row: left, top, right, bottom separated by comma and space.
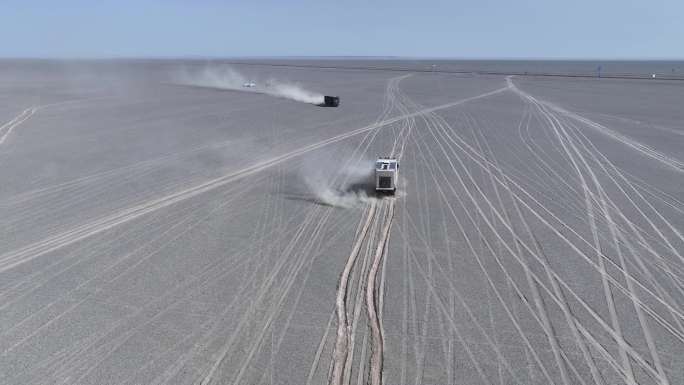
1, 55, 684, 62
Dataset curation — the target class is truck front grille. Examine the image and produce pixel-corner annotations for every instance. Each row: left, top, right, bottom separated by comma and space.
378, 176, 392, 189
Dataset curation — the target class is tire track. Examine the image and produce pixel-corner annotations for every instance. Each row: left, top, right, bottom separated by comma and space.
330, 201, 378, 385
0, 107, 36, 146
0, 86, 507, 275
507, 77, 684, 173
366, 199, 395, 385
422, 80, 676, 378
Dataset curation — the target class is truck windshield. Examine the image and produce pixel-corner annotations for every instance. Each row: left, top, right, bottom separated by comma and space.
376, 162, 396, 170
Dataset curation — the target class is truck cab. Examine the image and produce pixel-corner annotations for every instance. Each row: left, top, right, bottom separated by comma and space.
322, 96, 340, 107
375, 157, 398, 194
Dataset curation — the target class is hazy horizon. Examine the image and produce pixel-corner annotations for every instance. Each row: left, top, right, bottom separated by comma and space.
2, 56, 684, 62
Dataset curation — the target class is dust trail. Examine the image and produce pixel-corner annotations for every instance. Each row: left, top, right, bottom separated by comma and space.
173, 65, 325, 105
300, 154, 378, 208
266, 82, 325, 105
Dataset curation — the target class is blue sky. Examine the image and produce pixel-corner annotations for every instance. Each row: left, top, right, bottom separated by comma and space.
1, 0, 682, 59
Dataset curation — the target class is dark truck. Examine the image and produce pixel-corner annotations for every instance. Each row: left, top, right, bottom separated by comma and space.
321, 96, 340, 107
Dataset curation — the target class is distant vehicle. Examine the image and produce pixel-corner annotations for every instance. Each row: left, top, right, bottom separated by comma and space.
321, 96, 340, 107
243, 81, 256, 88
375, 157, 398, 194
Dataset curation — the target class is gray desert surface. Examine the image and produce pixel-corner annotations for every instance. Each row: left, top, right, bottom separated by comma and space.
1, 60, 683, 385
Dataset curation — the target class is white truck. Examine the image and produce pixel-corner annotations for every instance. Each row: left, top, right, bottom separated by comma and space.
375, 157, 398, 194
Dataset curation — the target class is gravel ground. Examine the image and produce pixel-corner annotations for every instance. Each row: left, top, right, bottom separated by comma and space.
0, 60, 682, 385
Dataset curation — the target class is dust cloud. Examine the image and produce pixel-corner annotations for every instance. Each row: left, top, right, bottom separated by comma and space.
173, 65, 325, 105
300, 153, 377, 209
266, 82, 325, 105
